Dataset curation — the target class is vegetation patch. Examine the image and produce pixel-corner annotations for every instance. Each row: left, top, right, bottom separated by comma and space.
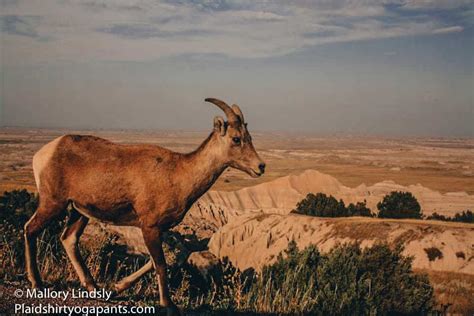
426, 211, 473, 224
424, 270, 474, 314
424, 247, 443, 262
252, 241, 434, 314
377, 191, 423, 219
455, 251, 465, 259
292, 192, 374, 217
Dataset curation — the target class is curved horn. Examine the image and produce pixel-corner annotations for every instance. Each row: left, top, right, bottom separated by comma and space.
231, 104, 244, 124
205, 98, 239, 123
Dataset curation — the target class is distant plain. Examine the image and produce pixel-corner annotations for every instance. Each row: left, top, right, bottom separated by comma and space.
1, 127, 473, 195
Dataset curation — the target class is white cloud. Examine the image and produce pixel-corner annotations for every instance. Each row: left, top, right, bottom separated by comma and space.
0, 0, 470, 65
432, 25, 464, 34
400, 0, 472, 10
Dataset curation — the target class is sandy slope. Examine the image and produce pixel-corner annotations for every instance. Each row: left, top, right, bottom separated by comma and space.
207, 213, 474, 274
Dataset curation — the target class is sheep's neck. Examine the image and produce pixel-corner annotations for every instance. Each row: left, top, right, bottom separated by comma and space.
179, 132, 227, 206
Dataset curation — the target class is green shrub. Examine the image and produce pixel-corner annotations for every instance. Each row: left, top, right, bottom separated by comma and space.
293, 193, 344, 217
0, 189, 38, 224
426, 212, 449, 221
245, 242, 434, 314
424, 247, 443, 261
452, 210, 474, 223
426, 210, 473, 223
377, 191, 423, 219
292, 193, 373, 218
0, 190, 65, 280
347, 201, 373, 217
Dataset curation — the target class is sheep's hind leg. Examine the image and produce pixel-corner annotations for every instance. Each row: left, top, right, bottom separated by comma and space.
60, 209, 96, 291
114, 260, 154, 293
24, 202, 65, 288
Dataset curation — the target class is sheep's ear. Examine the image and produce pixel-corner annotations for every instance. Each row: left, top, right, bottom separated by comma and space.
231, 104, 245, 124
214, 116, 226, 136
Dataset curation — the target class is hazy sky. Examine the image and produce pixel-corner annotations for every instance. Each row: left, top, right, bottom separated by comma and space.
0, 0, 473, 136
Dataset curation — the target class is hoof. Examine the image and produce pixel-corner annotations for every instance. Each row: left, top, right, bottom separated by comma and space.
114, 282, 129, 294
108, 290, 121, 300
83, 283, 98, 292
30, 280, 44, 289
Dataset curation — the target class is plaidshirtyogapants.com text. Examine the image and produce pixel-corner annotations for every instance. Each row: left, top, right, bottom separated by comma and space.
11, 288, 156, 315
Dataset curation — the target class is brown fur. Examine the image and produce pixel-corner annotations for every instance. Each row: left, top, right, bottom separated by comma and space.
24, 99, 265, 315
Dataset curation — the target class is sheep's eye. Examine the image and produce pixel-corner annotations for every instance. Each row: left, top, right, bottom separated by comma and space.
232, 137, 241, 145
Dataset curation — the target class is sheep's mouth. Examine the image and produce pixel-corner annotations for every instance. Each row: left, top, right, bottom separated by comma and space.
248, 168, 263, 178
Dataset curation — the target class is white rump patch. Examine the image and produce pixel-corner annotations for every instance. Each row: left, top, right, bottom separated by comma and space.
32, 136, 64, 191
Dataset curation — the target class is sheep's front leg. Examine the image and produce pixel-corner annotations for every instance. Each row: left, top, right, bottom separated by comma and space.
141, 226, 181, 316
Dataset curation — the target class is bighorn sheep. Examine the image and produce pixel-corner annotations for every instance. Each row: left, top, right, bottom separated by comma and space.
24, 98, 265, 315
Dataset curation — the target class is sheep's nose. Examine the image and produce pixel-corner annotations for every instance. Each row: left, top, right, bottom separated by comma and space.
258, 162, 266, 174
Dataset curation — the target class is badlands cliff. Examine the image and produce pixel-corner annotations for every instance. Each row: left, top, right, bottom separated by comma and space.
207, 213, 474, 274
108, 169, 474, 275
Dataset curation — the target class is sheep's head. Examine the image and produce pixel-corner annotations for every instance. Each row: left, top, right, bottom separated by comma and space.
206, 98, 266, 178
